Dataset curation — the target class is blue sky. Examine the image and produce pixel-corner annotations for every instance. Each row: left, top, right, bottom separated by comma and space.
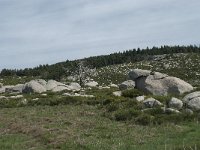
0, 0, 200, 70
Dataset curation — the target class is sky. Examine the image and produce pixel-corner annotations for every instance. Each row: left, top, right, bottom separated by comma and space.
0, 0, 200, 70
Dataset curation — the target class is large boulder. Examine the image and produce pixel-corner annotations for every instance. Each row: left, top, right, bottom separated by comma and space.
119, 80, 135, 90
168, 97, 183, 110
5, 84, 24, 93
129, 69, 193, 96
68, 82, 81, 91
46, 80, 65, 91
183, 91, 200, 111
22, 80, 46, 93
0, 85, 14, 93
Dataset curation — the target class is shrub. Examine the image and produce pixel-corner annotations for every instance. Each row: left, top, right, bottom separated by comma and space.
135, 114, 154, 125
106, 103, 119, 112
122, 89, 143, 98
115, 110, 132, 121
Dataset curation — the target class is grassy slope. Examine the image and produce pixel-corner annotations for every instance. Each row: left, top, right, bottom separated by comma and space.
0, 105, 200, 150
1, 53, 200, 149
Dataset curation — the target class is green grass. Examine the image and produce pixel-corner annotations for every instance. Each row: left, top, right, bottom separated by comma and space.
0, 105, 199, 150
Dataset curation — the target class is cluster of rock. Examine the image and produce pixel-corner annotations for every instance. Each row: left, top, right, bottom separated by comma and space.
135, 95, 195, 114
112, 69, 200, 112
119, 69, 193, 96
0, 79, 83, 94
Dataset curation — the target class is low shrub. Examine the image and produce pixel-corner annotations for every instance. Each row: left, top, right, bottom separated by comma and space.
135, 114, 154, 125
122, 89, 143, 98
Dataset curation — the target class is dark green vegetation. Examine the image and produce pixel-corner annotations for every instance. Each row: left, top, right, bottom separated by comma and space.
1, 45, 200, 81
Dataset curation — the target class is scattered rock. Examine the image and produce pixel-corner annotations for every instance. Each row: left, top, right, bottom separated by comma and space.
168, 97, 183, 110
184, 109, 194, 115
119, 80, 135, 90
52, 85, 70, 92
165, 108, 181, 114
32, 98, 39, 101
21, 99, 27, 105
10, 95, 23, 99
143, 98, 162, 108
110, 84, 118, 88
99, 86, 110, 89
113, 91, 122, 97
136, 96, 145, 102
62, 93, 94, 98
183, 91, 200, 111
41, 93, 47, 96
85, 81, 98, 87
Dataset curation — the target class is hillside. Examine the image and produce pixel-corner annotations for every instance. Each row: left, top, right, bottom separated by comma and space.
0, 48, 200, 149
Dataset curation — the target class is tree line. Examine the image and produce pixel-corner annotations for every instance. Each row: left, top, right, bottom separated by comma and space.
1, 45, 200, 80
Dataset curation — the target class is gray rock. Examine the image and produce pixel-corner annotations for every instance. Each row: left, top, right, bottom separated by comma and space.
136, 96, 145, 102
10, 95, 23, 99
184, 109, 194, 115
52, 85, 70, 92
46, 80, 65, 91
35, 79, 47, 87
68, 82, 81, 91
113, 91, 122, 97
165, 108, 181, 114
119, 80, 135, 90
22, 80, 46, 93
187, 97, 200, 111
168, 97, 183, 110
182, 91, 200, 103
85, 81, 98, 87
129, 69, 151, 80
183, 91, 200, 111
5, 84, 24, 93
134, 70, 193, 96
143, 98, 162, 108
110, 84, 118, 88
0, 85, 14, 93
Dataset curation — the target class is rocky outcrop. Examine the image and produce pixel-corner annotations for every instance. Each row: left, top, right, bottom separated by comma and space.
119, 80, 135, 90
128, 69, 193, 96
183, 91, 200, 111
5, 84, 24, 93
